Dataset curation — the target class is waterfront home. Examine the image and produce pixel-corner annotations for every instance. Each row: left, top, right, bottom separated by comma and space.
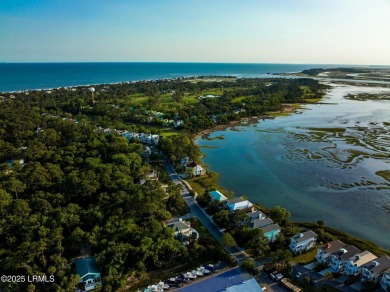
247, 210, 267, 223
185, 161, 206, 177
75, 257, 102, 292
168, 218, 199, 245
380, 268, 390, 291
315, 240, 346, 265
249, 218, 274, 229
361, 256, 390, 283
261, 223, 281, 242
180, 157, 206, 177
225, 197, 253, 213
289, 230, 318, 255
330, 245, 361, 273
344, 251, 377, 276
209, 190, 228, 202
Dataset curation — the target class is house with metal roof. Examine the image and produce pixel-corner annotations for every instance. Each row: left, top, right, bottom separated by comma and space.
361, 255, 390, 283
289, 230, 318, 255
246, 210, 266, 223
261, 223, 281, 242
315, 240, 346, 265
209, 190, 228, 202
168, 218, 199, 245
330, 245, 361, 273
249, 218, 274, 229
345, 251, 377, 276
225, 197, 253, 213
380, 268, 390, 291
75, 257, 102, 291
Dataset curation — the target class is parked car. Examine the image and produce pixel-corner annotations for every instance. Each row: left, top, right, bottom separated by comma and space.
275, 273, 284, 281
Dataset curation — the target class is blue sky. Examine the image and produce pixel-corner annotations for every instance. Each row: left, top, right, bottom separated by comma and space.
1, 0, 389, 64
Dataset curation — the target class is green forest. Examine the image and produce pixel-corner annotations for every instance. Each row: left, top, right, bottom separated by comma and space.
0, 77, 327, 291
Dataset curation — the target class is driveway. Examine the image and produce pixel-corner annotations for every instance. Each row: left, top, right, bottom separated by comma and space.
163, 157, 224, 243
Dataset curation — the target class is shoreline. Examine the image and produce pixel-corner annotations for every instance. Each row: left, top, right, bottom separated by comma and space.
189, 89, 390, 252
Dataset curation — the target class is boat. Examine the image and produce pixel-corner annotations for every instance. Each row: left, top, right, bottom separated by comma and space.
198, 266, 211, 275
192, 269, 203, 277
147, 285, 163, 292
206, 264, 217, 272
177, 274, 190, 283
157, 282, 170, 290
166, 278, 180, 287
185, 271, 197, 280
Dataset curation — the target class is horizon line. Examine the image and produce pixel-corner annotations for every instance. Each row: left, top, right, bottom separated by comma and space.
1, 61, 390, 67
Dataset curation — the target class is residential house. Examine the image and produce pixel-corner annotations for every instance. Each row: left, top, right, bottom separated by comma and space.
345, 251, 377, 276
122, 132, 160, 145
315, 240, 346, 265
75, 257, 102, 292
330, 245, 361, 273
225, 197, 253, 213
246, 210, 266, 223
261, 223, 281, 242
289, 230, 318, 255
168, 218, 199, 245
209, 190, 228, 202
184, 161, 206, 177
361, 256, 390, 283
380, 268, 390, 291
249, 218, 274, 229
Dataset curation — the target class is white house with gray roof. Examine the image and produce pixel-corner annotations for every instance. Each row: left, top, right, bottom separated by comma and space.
361, 256, 390, 283
289, 230, 317, 255
225, 197, 253, 213
345, 251, 377, 276
168, 218, 199, 245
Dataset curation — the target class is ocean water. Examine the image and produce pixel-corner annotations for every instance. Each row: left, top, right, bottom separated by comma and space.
196, 84, 390, 248
0, 62, 332, 92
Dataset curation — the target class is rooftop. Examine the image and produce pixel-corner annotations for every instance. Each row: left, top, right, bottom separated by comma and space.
225, 278, 263, 292
348, 251, 377, 267
362, 256, 390, 274
209, 190, 228, 202
75, 257, 100, 278
247, 210, 266, 220
250, 218, 274, 229
226, 197, 247, 205
291, 230, 317, 243
169, 221, 192, 231
318, 240, 346, 254
261, 223, 281, 233
333, 245, 361, 260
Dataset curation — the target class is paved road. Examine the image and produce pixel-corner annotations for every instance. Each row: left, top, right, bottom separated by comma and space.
163, 157, 224, 243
